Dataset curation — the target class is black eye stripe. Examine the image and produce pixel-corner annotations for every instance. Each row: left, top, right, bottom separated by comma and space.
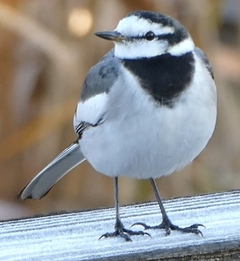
156, 34, 172, 40
125, 29, 188, 46
127, 33, 172, 41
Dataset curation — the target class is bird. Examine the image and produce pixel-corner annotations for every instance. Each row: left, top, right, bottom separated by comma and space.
19, 10, 217, 242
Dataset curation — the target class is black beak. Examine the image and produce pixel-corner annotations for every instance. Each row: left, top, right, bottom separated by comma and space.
95, 31, 125, 42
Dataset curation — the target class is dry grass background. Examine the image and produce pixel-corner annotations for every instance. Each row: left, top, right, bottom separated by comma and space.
0, 0, 240, 219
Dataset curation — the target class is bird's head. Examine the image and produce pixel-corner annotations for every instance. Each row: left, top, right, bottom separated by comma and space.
95, 10, 195, 59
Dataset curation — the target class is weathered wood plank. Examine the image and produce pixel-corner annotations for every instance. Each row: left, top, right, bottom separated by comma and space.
1, 190, 240, 261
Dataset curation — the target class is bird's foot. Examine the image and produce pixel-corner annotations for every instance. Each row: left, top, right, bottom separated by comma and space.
133, 217, 204, 236
99, 219, 151, 242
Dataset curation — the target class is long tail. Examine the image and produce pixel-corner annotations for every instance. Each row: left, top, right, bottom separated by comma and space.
19, 140, 85, 199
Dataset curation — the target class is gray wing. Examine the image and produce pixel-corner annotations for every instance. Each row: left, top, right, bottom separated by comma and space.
194, 47, 214, 79
19, 49, 119, 199
19, 141, 85, 199
74, 49, 120, 135
80, 48, 119, 102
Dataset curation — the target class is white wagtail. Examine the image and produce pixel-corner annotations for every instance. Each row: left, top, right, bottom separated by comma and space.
19, 10, 217, 241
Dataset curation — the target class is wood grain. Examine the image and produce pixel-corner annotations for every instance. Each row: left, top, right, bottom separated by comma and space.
1, 190, 240, 260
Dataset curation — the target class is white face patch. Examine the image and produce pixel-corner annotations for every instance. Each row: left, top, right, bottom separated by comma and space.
114, 15, 174, 59
74, 93, 108, 129
168, 37, 194, 56
114, 39, 169, 59
113, 15, 195, 59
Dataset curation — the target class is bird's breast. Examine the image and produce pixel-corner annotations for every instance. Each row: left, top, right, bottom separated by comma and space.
80, 56, 216, 179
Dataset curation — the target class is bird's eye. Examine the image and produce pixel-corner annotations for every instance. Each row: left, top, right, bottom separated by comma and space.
145, 31, 155, 41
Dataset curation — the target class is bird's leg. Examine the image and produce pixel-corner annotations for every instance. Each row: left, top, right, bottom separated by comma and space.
99, 177, 150, 241
133, 178, 204, 236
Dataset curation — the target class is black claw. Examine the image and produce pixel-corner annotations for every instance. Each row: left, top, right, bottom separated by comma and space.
99, 230, 132, 242
189, 223, 206, 229
132, 222, 153, 230
170, 223, 205, 237
176, 224, 204, 236
99, 220, 151, 242
132, 220, 204, 237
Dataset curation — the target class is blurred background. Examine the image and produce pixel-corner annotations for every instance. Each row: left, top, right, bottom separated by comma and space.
0, 0, 240, 220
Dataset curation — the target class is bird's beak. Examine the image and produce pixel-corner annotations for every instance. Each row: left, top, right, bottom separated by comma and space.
95, 31, 125, 42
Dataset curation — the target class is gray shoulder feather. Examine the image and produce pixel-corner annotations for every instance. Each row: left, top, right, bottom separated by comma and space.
80, 49, 120, 101
194, 47, 214, 79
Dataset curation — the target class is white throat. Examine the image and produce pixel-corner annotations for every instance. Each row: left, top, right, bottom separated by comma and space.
114, 40, 168, 59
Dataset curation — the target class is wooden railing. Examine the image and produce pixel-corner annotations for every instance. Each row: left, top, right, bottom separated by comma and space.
1, 190, 240, 260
